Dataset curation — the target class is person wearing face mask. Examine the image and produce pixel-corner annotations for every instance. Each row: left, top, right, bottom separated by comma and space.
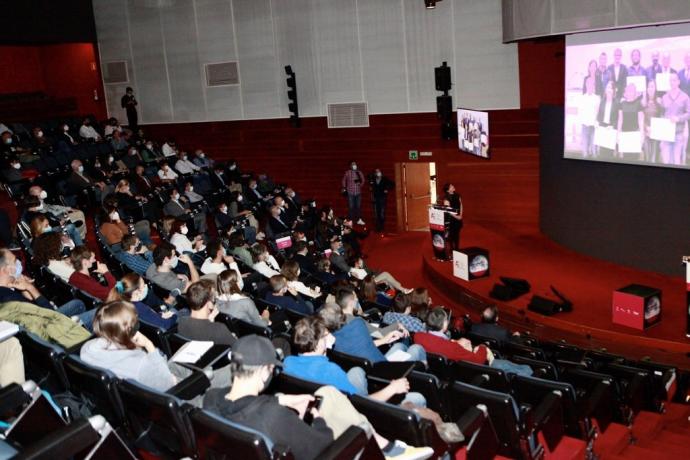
117, 234, 154, 276
24, 198, 83, 247
164, 188, 208, 234
68, 159, 109, 202
200, 240, 242, 282
110, 129, 129, 152
121, 87, 138, 130
175, 151, 211, 194
1, 157, 28, 194
192, 149, 214, 169
370, 168, 394, 234
157, 161, 179, 184
98, 205, 153, 251
140, 140, 162, 164
174, 150, 201, 175
170, 219, 206, 259
107, 273, 177, 330
146, 242, 199, 294
57, 123, 78, 146
183, 181, 204, 205
0, 248, 95, 327
341, 161, 366, 225
68, 246, 117, 301
28, 185, 87, 240
177, 279, 236, 345
132, 164, 157, 195
30, 126, 52, 156
78, 117, 102, 142
114, 178, 159, 223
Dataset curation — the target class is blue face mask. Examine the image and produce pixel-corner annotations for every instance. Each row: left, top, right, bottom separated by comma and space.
14, 259, 22, 278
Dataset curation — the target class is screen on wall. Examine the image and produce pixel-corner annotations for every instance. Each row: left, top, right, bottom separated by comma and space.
457, 108, 489, 158
565, 23, 690, 169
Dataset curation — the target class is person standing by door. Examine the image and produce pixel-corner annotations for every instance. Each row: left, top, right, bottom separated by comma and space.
341, 161, 366, 225
121, 87, 138, 131
370, 168, 394, 234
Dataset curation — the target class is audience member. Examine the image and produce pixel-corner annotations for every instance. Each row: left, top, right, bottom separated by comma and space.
177, 279, 236, 345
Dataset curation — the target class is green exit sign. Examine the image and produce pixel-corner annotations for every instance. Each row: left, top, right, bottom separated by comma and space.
408, 150, 419, 160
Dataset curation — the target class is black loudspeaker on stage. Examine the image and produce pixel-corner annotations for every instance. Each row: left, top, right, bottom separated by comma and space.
489, 276, 531, 301
527, 286, 573, 316
435, 64, 451, 92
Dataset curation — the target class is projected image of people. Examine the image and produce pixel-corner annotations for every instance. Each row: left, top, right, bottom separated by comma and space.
457, 109, 489, 158
564, 27, 690, 169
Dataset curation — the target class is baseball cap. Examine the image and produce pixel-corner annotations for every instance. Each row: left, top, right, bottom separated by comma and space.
230, 335, 282, 367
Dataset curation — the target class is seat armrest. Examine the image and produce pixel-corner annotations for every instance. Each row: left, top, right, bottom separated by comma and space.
166, 370, 211, 400
531, 391, 564, 452
316, 426, 369, 460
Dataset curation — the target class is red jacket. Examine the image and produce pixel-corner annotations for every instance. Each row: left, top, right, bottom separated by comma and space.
68, 271, 116, 301
414, 332, 488, 364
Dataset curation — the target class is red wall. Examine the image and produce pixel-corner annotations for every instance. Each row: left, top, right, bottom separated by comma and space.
518, 37, 565, 108
0, 46, 45, 93
0, 43, 106, 120
144, 110, 540, 235
39, 43, 105, 119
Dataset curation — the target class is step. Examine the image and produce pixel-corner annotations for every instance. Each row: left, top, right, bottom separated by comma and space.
637, 429, 690, 449
630, 411, 664, 441
616, 444, 687, 460
594, 422, 630, 456
543, 435, 587, 460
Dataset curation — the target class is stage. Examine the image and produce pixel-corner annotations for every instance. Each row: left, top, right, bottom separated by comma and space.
364, 224, 690, 370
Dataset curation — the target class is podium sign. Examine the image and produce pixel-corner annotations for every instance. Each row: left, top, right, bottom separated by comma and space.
612, 284, 661, 330
453, 248, 490, 281
429, 206, 449, 260
453, 251, 469, 280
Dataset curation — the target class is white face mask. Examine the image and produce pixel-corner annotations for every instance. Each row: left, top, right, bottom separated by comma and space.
237, 195, 243, 202
182, 155, 188, 161
172, 194, 179, 201
63, 125, 69, 131
39, 190, 47, 200
187, 186, 193, 192
351, 164, 357, 170
169, 256, 179, 268
376, 172, 382, 178
12, 163, 20, 169
199, 153, 205, 158
37, 131, 43, 138
180, 226, 188, 235
110, 212, 120, 221
220, 206, 228, 214
229, 164, 236, 170
78, 165, 84, 173
146, 143, 153, 149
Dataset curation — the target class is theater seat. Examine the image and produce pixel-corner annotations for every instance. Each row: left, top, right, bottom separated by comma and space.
448, 360, 512, 394
62, 353, 126, 428
16, 330, 69, 392
189, 407, 373, 460
116, 378, 196, 458
446, 381, 563, 459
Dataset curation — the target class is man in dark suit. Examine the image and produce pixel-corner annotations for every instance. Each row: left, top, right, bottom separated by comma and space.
67, 159, 108, 202
268, 205, 291, 235
163, 188, 207, 234
291, 241, 316, 275
470, 305, 519, 347
607, 48, 628, 97
370, 168, 394, 233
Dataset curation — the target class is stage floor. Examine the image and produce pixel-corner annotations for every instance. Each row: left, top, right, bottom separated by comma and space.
364, 225, 690, 369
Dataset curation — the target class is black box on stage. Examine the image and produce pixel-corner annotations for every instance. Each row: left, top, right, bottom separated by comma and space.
452, 247, 490, 281
527, 295, 562, 316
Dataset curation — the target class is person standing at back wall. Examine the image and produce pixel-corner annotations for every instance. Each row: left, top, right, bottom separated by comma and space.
342, 161, 366, 225
121, 87, 138, 131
